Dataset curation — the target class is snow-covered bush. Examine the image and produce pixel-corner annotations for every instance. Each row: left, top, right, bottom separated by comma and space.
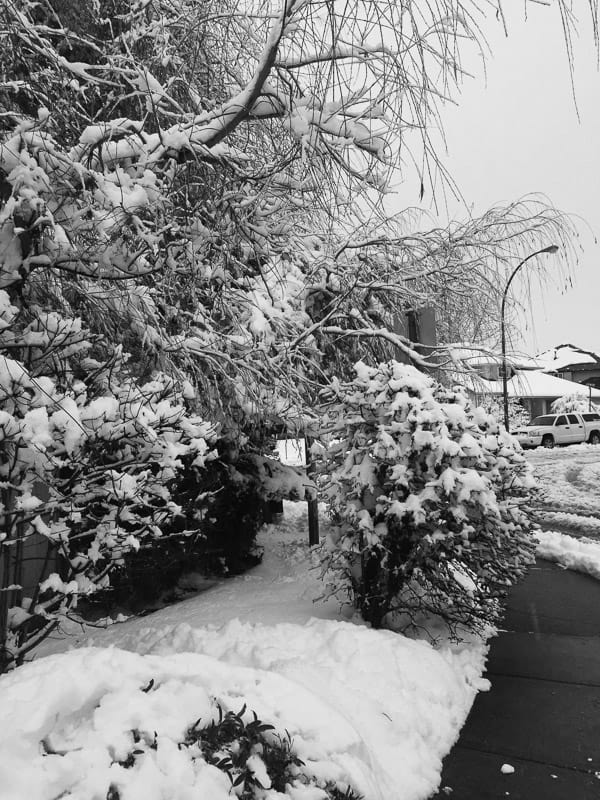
482, 396, 530, 430
0, 353, 219, 671
551, 393, 598, 414
104, 450, 313, 609
316, 361, 536, 633
182, 452, 311, 575
182, 702, 361, 800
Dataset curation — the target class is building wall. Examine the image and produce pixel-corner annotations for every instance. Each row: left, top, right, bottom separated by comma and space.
392, 307, 437, 365
0, 481, 57, 607
526, 398, 552, 418
556, 366, 600, 391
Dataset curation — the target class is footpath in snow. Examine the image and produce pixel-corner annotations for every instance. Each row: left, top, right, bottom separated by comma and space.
0, 502, 490, 800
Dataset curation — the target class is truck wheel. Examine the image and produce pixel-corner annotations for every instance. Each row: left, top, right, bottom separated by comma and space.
542, 435, 555, 448
589, 431, 600, 445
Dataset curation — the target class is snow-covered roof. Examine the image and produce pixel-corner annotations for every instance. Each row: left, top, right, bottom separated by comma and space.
446, 345, 491, 363
467, 370, 600, 400
446, 345, 544, 370
536, 344, 600, 372
466, 353, 543, 370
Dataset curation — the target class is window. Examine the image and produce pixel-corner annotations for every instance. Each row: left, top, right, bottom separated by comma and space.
567, 414, 580, 424
555, 415, 567, 426
582, 413, 600, 422
531, 415, 556, 426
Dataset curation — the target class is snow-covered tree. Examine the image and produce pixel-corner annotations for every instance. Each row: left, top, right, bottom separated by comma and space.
481, 396, 531, 430
0, 1, 581, 422
316, 361, 536, 634
0, 0, 592, 668
551, 393, 598, 414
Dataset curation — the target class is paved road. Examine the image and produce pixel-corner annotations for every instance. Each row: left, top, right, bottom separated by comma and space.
428, 445, 600, 799
429, 560, 600, 799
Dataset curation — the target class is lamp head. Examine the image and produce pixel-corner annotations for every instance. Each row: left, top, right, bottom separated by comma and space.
543, 244, 559, 254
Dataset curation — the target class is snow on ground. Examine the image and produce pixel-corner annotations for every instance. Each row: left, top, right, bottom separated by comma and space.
526, 443, 600, 518
536, 530, 600, 580
0, 502, 490, 800
37, 503, 343, 659
535, 509, 600, 536
526, 442, 600, 579
526, 443, 600, 547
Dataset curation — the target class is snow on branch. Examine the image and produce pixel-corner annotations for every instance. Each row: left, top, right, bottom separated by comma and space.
320, 325, 431, 368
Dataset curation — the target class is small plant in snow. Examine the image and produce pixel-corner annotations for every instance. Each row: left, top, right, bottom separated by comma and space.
184, 703, 303, 798
103, 694, 362, 800
316, 360, 537, 634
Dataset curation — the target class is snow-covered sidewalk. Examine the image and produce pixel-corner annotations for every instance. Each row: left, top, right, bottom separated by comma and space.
1, 502, 490, 800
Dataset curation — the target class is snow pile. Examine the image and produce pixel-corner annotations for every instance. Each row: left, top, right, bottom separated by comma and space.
0, 622, 488, 800
536, 530, 600, 580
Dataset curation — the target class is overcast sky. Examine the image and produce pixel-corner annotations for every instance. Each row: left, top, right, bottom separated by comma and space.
404, 3, 600, 357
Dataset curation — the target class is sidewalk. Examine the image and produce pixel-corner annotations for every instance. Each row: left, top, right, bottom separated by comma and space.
430, 559, 600, 799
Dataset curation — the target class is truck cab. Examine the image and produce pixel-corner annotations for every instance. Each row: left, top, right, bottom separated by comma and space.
515, 412, 600, 448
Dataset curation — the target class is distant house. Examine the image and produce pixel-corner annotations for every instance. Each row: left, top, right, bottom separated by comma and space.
451, 347, 600, 419
451, 350, 541, 382
469, 370, 600, 418
537, 344, 600, 390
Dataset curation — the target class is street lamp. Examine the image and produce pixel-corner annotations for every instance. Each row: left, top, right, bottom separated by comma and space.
501, 245, 559, 432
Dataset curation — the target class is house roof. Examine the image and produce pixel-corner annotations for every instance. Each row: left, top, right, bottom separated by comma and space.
446, 344, 544, 370
536, 344, 600, 372
465, 370, 600, 400
463, 353, 543, 370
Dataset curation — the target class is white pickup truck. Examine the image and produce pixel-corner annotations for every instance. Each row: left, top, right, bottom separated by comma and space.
515, 412, 600, 448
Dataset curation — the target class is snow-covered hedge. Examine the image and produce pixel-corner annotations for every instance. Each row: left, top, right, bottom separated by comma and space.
317, 361, 536, 633
0, 343, 219, 671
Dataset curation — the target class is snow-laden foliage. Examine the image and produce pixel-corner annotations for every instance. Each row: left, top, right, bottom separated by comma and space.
0, 0, 580, 424
0, 320, 219, 670
481, 396, 530, 429
316, 361, 537, 633
551, 393, 598, 414
0, 0, 588, 671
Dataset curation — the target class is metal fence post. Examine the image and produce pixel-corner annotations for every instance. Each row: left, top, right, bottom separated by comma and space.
304, 436, 319, 546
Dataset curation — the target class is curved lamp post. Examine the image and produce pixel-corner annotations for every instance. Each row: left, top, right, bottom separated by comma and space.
501, 245, 559, 431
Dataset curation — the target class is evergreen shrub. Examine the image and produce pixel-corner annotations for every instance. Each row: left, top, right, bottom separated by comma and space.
316, 360, 537, 633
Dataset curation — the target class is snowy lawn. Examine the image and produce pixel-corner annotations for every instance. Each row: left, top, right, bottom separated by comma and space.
526, 443, 600, 576
527, 442, 600, 518
1, 502, 491, 800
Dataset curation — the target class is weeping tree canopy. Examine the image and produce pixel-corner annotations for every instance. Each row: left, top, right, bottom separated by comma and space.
0, 0, 591, 433
0, 0, 597, 670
